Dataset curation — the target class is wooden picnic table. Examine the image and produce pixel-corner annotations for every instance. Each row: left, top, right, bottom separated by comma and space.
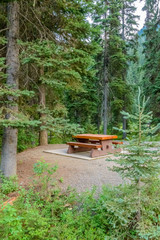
67, 134, 122, 158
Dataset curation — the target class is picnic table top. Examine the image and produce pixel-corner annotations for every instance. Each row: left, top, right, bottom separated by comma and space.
72, 134, 118, 141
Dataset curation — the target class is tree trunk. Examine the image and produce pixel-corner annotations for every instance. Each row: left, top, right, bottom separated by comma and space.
103, 1, 108, 135
137, 178, 141, 222
122, 3, 127, 139
145, 1, 150, 27
103, 76, 108, 134
122, 3, 125, 41
122, 116, 127, 139
1, 1, 19, 177
39, 79, 48, 145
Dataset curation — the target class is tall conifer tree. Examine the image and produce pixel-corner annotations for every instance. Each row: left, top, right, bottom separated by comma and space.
143, 0, 160, 122
92, 0, 137, 133
1, 1, 20, 176
121, 0, 139, 138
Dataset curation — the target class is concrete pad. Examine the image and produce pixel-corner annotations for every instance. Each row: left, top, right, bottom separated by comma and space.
43, 148, 112, 161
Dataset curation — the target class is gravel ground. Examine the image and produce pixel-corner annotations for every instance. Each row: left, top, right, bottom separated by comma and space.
17, 144, 124, 193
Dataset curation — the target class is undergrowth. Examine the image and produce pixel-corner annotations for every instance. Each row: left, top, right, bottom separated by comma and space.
0, 160, 160, 239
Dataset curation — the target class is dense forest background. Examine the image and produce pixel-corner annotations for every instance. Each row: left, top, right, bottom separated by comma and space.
0, 1, 160, 239
0, 0, 160, 176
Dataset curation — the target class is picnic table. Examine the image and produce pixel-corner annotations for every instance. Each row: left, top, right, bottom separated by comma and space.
67, 134, 122, 158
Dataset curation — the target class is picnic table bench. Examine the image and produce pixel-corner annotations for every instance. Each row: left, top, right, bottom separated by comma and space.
67, 134, 123, 158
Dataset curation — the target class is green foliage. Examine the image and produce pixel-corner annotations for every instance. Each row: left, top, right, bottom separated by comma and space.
0, 0, 100, 153
33, 160, 58, 199
1, 159, 160, 239
38, 113, 84, 143
0, 77, 40, 129
0, 161, 106, 239
142, 0, 160, 123
83, 120, 98, 134
0, 173, 18, 195
106, 0, 132, 123
0, 84, 39, 128
0, 85, 35, 98
137, 179, 160, 239
0, 57, 7, 81
110, 89, 160, 183
106, 89, 160, 238
0, 205, 24, 240
17, 128, 38, 152
0, 36, 7, 45
96, 181, 160, 239
19, 39, 96, 92
2, 177, 160, 239
0, 116, 40, 128
66, 73, 100, 129
33, 160, 57, 177
18, 34, 98, 137
91, 0, 134, 129
1, 0, 160, 238
126, 36, 146, 113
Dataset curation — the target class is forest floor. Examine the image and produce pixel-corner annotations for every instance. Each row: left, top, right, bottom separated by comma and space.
17, 144, 123, 193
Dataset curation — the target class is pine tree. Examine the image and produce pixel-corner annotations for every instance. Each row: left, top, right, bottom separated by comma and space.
1, 1, 20, 177
126, 35, 145, 111
121, 0, 139, 138
108, 88, 160, 222
0, 1, 40, 176
91, 0, 137, 134
143, 0, 160, 123
121, 0, 139, 45
106, 0, 129, 130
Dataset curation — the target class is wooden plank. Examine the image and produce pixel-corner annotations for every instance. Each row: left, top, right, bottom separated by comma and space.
0, 197, 18, 211
112, 141, 123, 145
72, 134, 118, 140
67, 142, 102, 148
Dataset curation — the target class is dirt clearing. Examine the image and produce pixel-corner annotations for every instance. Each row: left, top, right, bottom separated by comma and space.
17, 144, 123, 193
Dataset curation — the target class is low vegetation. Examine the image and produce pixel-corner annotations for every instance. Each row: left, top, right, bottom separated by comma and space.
0, 157, 160, 240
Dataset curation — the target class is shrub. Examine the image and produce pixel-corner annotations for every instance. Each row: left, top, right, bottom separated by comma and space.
0, 174, 18, 195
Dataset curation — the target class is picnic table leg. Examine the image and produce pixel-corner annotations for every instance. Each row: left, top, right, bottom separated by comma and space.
101, 140, 122, 153
101, 140, 114, 153
90, 140, 121, 157
90, 149, 101, 157
90, 141, 112, 157
67, 145, 75, 154
90, 140, 111, 157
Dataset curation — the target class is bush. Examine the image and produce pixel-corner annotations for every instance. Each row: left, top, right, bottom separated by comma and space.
0, 161, 105, 239
0, 174, 18, 195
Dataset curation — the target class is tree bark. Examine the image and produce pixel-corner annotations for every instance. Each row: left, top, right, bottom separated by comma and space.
122, 3, 127, 139
122, 3, 125, 41
103, 1, 108, 135
1, 1, 19, 177
122, 116, 127, 139
39, 72, 48, 145
137, 178, 141, 222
